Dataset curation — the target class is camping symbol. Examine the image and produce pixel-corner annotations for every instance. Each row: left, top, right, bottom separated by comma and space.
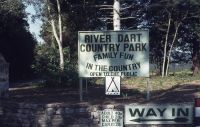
105, 76, 120, 95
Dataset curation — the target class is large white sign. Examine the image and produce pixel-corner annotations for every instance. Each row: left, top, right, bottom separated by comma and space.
78, 30, 149, 77
125, 104, 193, 125
100, 109, 123, 127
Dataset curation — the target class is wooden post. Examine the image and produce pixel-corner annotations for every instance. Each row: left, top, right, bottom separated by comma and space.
85, 78, 88, 93
173, 63, 176, 75
146, 77, 151, 101
79, 78, 83, 101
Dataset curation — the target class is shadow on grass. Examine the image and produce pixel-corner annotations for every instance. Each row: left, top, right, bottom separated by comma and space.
6, 81, 200, 105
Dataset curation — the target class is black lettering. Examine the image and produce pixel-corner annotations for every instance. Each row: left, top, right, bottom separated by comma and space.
109, 44, 115, 51
172, 108, 175, 116
130, 34, 136, 42
106, 35, 111, 42
124, 34, 129, 42
94, 35, 99, 42
129, 44, 135, 51
97, 45, 103, 51
141, 43, 147, 51
129, 108, 145, 117
135, 43, 141, 51
118, 34, 123, 42
132, 63, 140, 70
157, 108, 166, 117
86, 44, 92, 52
80, 44, 85, 52
146, 108, 157, 117
137, 33, 142, 42
100, 35, 105, 42
124, 43, 129, 51
177, 108, 189, 116
85, 35, 90, 43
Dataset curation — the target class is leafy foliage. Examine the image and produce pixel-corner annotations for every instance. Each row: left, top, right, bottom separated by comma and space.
29, 0, 200, 85
32, 45, 78, 87
0, 0, 36, 80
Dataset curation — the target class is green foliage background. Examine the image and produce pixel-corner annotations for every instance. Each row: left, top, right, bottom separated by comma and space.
32, 45, 78, 87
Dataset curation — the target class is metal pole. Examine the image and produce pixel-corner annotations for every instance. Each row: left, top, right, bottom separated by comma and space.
146, 77, 151, 101
85, 78, 88, 93
79, 78, 83, 101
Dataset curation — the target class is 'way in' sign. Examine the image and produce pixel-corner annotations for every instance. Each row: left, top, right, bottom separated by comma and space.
125, 104, 193, 125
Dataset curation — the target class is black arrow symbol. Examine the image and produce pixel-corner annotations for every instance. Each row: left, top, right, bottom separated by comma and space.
130, 117, 189, 123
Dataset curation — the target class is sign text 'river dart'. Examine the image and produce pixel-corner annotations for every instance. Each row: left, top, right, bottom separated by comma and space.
78, 30, 149, 77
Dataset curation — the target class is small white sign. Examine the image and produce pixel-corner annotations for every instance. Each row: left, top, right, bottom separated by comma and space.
125, 104, 193, 125
100, 109, 123, 127
105, 76, 120, 95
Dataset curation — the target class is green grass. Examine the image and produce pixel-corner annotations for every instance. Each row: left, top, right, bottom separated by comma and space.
93, 71, 200, 93
122, 71, 200, 92
33, 71, 200, 95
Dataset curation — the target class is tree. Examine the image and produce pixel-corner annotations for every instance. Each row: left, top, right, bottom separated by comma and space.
148, 0, 199, 77
189, 1, 200, 75
46, 0, 64, 71
0, 0, 36, 80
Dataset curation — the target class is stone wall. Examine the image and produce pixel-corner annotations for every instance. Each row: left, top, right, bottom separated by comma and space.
0, 101, 111, 127
0, 101, 194, 127
0, 82, 9, 98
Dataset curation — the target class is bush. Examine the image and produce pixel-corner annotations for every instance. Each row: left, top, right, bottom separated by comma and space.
32, 45, 78, 88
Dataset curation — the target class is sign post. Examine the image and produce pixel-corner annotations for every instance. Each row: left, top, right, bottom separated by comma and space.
79, 78, 83, 101
146, 77, 151, 100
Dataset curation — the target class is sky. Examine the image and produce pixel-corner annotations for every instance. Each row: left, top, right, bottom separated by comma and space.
25, 5, 44, 43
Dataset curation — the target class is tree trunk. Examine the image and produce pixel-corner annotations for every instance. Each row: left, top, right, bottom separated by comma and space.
165, 23, 180, 76
56, 0, 64, 71
162, 13, 171, 77
47, 0, 64, 71
113, 0, 120, 30
192, 40, 200, 76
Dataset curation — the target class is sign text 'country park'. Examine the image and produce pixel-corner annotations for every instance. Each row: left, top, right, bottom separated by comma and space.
78, 30, 149, 77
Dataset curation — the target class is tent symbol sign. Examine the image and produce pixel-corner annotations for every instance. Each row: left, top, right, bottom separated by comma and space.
106, 76, 120, 95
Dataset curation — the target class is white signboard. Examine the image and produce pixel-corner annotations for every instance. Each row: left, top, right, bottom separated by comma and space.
100, 109, 123, 127
105, 76, 120, 95
125, 104, 193, 125
78, 30, 149, 77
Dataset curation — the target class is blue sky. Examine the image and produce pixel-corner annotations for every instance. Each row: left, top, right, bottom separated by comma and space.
25, 5, 44, 43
